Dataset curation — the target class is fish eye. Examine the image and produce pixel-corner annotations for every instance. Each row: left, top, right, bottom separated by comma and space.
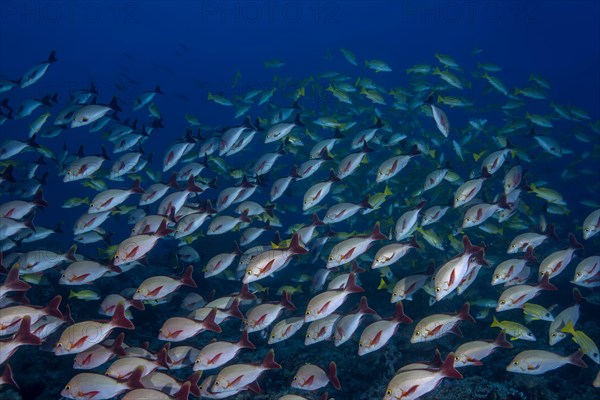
513, 361, 519, 366
416, 330, 420, 336
359, 342, 363, 347
65, 385, 70, 390
386, 389, 392, 396
393, 292, 397, 297
500, 300, 505, 305
246, 271, 251, 275
454, 355, 460, 361
494, 274, 500, 279
270, 334, 275, 338
527, 332, 533, 336
293, 376, 297, 381
90, 204, 94, 208
305, 311, 311, 315
306, 333, 311, 338
136, 289, 141, 293
551, 333, 557, 337
435, 287, 441, 292
115, 255, 120, 259
67, 171, 71, 174
57, 343, 63, 347
215, 381, 220, 386
195, 359, 200, 363
328, 256, 334, 261
576, 272, 582, 277
584, 228, 589, 232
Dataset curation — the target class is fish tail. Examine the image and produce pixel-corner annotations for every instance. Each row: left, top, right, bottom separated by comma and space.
561, 321, 576, 335
567, 350, 588, 368
440, 353, 463, 379
327, 362, 341, 390
491, 315, 501, 328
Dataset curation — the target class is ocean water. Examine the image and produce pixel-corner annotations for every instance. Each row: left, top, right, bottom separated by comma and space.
0, 1, 599, 399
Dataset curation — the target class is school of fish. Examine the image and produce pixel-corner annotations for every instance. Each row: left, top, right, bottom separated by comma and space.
0, 48, 599, 399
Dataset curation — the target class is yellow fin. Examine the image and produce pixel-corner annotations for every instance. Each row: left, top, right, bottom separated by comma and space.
561, 321, 576, 335
377, 278, 388, 290
491, 315, 500, 328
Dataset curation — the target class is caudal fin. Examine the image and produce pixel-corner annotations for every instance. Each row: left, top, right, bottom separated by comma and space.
370, 222, 387, 241
457, 302, 475, 323
226, 298, 243, 320
493, 331, 513, 349
125, 366, 145, 389
392, 302, 413, 324
261, 349, 282, 369
44, 295, 63, 319
568, 233, 584, 250
111, 303, 135, 330
238, 283, 257, 301
327, 361, 341, 390
185, 175, 204, 193
3, 266, 31, 292
155, 220, 174, 237
185, 372, 202, 398
237, 330, 256, 350
202, 308, 222, 333
429, 349, 443, 369
0, 364, 18, 389
344, 273, 364, 294
280, 291, 296, 311
440, 353, 463, 379
180, 265, 197, 288
358, 296, 377, 315
538, 273, 557, 291
129, 179, 145, 194
288, 233, 308, 255
174, 381, 191, 400
567, 350, 588, 368
32, 189, 49, 207
15, 316, 41, 346
111, 332, 127, 357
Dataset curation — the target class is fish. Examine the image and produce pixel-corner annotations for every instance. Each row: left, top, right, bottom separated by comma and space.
491, 316, 536, 341
134, 265, 197, 300
561, 321, 600, 364
582, 209, 600, 240
193, 330, 255, 371
19, 50, 58, 88
410, 303, 475, 343
60, 367, 144, 400
326, 223, 386, 268
305, 273, 363, 322
358, 302, 412, 355
506, 350, 587, 375
210, 349, 281, 393
496, 274, 557, 312
113, 220, 173, 266
383, 353, 463, 400
454, 332, 513, 367
291, 362, 341, 391
243, 292, 296, 333
55, 304, 134, 355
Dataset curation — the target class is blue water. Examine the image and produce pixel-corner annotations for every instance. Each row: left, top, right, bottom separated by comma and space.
1, 1, 599, 399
